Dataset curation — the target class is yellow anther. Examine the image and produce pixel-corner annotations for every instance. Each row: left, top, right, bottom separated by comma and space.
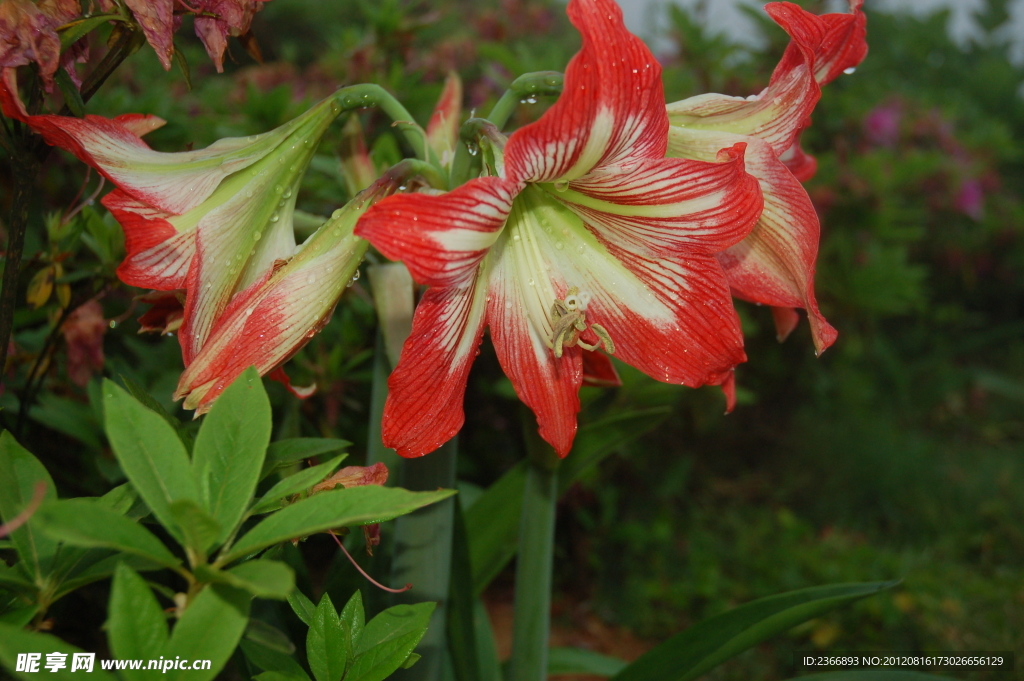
547, 287, 613, 358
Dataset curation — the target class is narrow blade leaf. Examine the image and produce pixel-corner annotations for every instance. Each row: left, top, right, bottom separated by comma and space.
612, 582, 899, 681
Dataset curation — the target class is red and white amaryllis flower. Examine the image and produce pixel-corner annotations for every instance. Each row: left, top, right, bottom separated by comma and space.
356, 0, 762, 458
666, 0, 866, 354
0, 80, 348, 368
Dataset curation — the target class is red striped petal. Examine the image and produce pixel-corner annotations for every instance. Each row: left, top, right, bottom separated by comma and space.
558, 143, 762, 258
504, 0, 667, 183
355, 176, 518, 288
381, 282, 489, 457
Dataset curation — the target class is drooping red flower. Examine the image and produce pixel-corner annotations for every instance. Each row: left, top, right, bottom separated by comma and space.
665, 0, 867, 354
356, 0, 762, 458
0, 0, 80, 90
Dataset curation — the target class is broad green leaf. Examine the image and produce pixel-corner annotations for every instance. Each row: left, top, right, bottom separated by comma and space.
103, 379, 199, 543
0, 560, 35, 593
307, 593, 347, 681
548, 648, 627, 677
192, 368, 270, 544
98, 483, 139, 515
261, 438, 350, 480
53, 553, 164, 600
251, 455, 347, 515
0, 431, 58, 578
245, 619, 296, 654
34, 499, 181, 570
347, 602, 436, 681
288, 589, 316, 626
194, 560, 294, 599
256, 673, 309, 681
0, 605, 38, 627
119, 374, 195, 452
789, 674, 957, 681
220, 486, 455, 564
0, 622, 118, 680
169, 499, 222, 558
340, 590, 366, 652
466, 408, 668, 594
241, 640, 310, 681
612, 582, 898, 681
108, 564, 169, 681
164, 584, 251, 681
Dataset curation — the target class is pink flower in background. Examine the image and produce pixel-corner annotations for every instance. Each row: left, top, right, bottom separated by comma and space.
0, 0, 80, 89
955, 178, 985, 221
864, 100, 903, 148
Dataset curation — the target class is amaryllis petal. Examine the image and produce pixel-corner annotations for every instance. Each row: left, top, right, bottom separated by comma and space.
581, 349, 620, 387
665, 0, 866, 158
357, 176, 518, 288
488, 252, 582, 457
503, 0, 666, 183
426, 72, 462, 168
102, 189, 194, 289
189, 0, 265, 73
360, 0, 762, 458
175, 185, 374, 412
0, 0, 71, 88
669, 129, 836, 354
558, 143, 761, 257
381, 282, 489, 457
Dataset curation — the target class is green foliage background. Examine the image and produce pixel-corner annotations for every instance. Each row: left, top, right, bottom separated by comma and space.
1, 0, 1022, 679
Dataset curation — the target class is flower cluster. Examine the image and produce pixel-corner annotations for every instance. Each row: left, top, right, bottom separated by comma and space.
0, 0, 866, 456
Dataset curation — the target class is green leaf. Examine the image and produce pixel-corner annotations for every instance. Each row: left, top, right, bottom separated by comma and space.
0, 558, 36, 594
220, 486, 455, 564
170, 499, 222, 558
241, 639, 310, 681
401, 653, 422, 669
173, 44, 193, 90
59, 14, 121, 50
0, 431, 58, 578
0, 605, 38, 627
548, 648, 627, 677
164, 584, 251, 681
54, 68, 84, 117
612, 582, 899, 681
245, 619, 296, 654
261, 438, 350, 480
788, 674, 957, 681
256, 673, 309, 681
120, 374, 194, 452
192, 367, 271, 544
466, 408, 668, 594
108, 564, 169, 681
347, 602, 436, 681
194, 560, 294, 599
448, 498, 481, 681
288, 589, 316, 626
103, 379, 199, 544
0, 623, 118, 680
34, 499, 181, 569
307, 593, 347, 681
339, 590, 366, 651
251, 455, 346, 515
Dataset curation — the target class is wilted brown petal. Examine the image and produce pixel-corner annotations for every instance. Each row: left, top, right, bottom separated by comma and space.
62, 299, 106, 387
311, 462, 389, 493
0, 0, 65, 86
125, 0, 175, 70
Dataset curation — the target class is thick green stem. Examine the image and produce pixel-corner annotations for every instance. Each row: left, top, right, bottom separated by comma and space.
335, 85, 441, 172
486, 71, 564, 130
508, 415, 561, 681
390, 438, 458, 681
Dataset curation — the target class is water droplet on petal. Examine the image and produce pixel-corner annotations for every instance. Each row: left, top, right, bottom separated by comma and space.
269, 213, 280, 223
843, 66, 856, 75
332, 209, 344, 219
555, 242, 564, 250
307, 274, 316, 284
553, 179, 569, 192
253, 231, 262, 241
283, 189, 293, 199
245, 307, 254, 315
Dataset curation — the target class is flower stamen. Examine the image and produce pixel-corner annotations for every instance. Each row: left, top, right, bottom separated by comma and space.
547, 287, 613, 358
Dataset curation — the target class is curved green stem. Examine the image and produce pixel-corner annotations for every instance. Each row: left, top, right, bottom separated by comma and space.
486, 71, 564, 130
330, 84, 442, 173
